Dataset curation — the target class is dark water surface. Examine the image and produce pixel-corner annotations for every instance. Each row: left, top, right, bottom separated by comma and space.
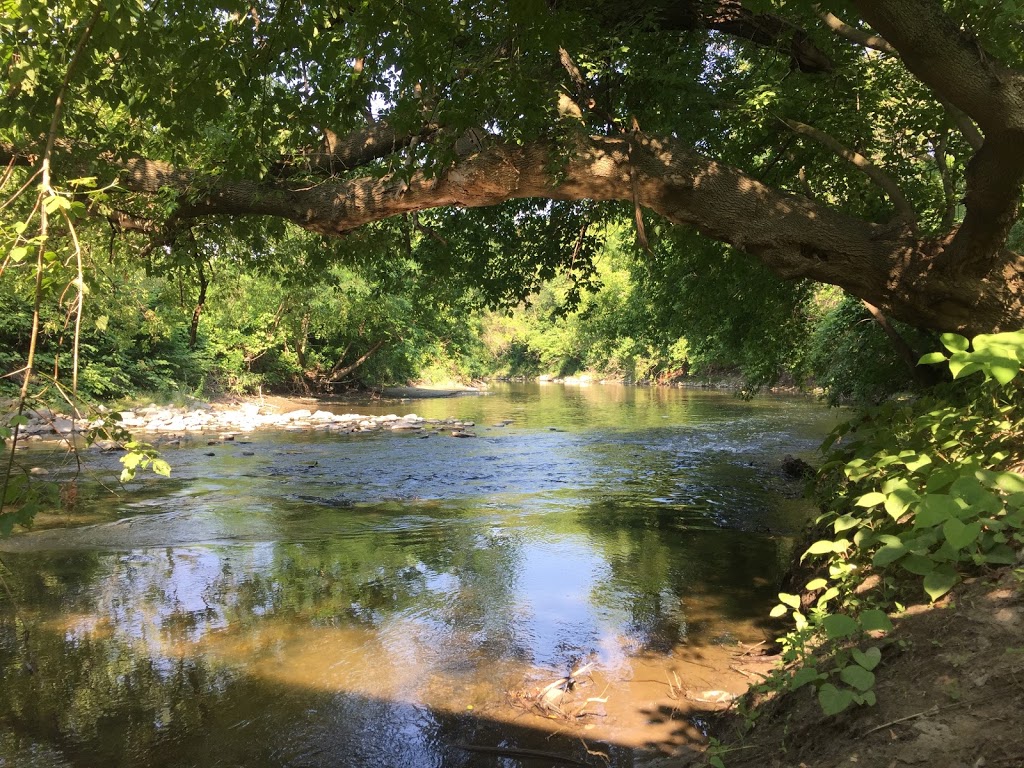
0, 384, 838, 766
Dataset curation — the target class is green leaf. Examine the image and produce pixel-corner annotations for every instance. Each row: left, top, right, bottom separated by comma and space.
805, 578, 828, 590
821, 613, 859, 640
840, 665, 875, 692
915, 494, 960, 527
791, 666, 823, 690
852, 646, 881, 671
948, 356, 982, 380
95, 314, 109, 332
818, 683, 854, 716
981, 545, 1016, 565
854, 492, 886, 507
901, 553, 936, 576
804, 539, 838, 557
923, 566, 958, 602
778, 592, 800, 609
942, 518, 981, 551
940, 333, 969, 352
986, 470, 1024, 494
858, 609, 894, 633
769, 603, 788, 618
918, 352, 947, 365
885, 488, 917, 520
873, 539, 907, 567
152, 459, 171, 477
817, 587, 840, 606
834, 514, 860, 532
904, 454, 932, 472
855, 690, 877, 707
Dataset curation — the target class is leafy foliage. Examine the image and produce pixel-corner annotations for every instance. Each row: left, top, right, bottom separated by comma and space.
756, 332, 1024, 719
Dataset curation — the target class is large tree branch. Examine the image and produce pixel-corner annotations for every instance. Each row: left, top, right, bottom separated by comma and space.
271, 120, 439, 178
814, 6, 896, 55
852, 0, 1024, 275
115, 133, 1024, 334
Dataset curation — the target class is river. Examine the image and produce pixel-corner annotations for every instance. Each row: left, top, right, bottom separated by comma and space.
0, 383, 838, 767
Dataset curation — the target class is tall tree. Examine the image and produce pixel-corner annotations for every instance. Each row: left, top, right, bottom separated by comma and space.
2, 0, 1023, 334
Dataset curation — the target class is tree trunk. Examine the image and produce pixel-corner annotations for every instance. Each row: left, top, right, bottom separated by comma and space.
329, 340, 386, 382
188, 259, 209, 350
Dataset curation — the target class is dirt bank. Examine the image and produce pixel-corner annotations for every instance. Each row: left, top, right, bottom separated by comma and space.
668, 567, 1024, 768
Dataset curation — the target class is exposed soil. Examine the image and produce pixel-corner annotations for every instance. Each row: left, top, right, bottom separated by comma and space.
671, 566, 1024, 768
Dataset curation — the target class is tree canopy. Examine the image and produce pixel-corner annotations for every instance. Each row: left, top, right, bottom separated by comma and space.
2, 0, 1023, 335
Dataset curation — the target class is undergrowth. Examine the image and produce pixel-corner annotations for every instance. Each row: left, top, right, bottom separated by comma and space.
713, 331, 1024, 764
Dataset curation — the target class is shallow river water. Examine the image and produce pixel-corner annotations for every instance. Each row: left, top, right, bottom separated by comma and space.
0, 383, 838, 767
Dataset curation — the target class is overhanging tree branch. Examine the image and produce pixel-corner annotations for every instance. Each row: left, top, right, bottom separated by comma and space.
108, 131, 1024, 334
814, 6, 896, 55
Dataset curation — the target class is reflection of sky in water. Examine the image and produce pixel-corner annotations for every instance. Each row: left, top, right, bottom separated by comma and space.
516, 537, 621, 670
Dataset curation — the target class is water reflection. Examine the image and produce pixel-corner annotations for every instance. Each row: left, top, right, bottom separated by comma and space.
0, 385, 836, 766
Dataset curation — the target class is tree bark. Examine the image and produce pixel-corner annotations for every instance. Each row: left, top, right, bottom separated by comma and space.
329, 340, 386, 382
118, 132, 1024, 335
188, 258, 208, 349
852, 0, 1024, 276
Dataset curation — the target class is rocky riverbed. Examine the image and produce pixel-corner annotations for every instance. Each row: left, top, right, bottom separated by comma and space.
8, 397, 486, 446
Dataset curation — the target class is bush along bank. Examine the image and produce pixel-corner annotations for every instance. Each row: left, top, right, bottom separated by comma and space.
707, 332, 1024, 766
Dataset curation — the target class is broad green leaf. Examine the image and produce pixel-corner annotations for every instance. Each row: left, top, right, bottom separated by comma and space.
948, 357, 982, 380
917, 352, 947, 365
840, 665, 875, 692
769, 604, 788, 618
804, 539, 838, 557
817, 587, 839, 606
904, 454, 932, 472
791, 666, 823, 690
858, 609, 894, 633
942, 518, 981, 551
854, 492, 886, 508
901, 553, 936, 575
852, 646, 881, 671
805, 578, 828, 590
778, 592, 800, 609
923, 566, 958, 602
940, 333, 969, 352
834, 514, 860, 532
885, 488, 917, 520
818, 683, 854, 716
821, 613, 859, 640
985, 470, 1024, 494
915, 494, 960, 527
872, 540, 907, 567
982, 545, 1017, 565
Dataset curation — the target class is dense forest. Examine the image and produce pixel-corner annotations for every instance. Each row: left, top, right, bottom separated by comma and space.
0, 210, 934, 404
2, 0, 1024, 764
